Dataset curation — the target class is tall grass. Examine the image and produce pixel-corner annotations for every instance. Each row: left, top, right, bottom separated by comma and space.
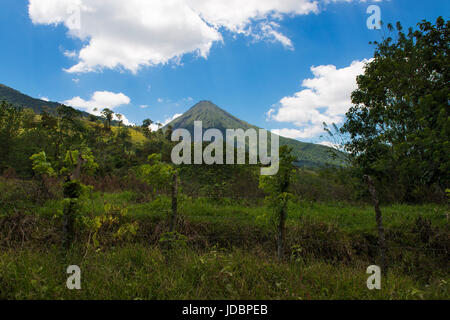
0, 245, 448, 300
1, 189, 448, 299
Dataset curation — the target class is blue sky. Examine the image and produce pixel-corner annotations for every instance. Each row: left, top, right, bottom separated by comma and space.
0, 0, 448, 143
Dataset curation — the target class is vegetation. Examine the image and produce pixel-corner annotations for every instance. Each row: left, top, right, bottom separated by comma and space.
165, 100, 346, 167
0, 189, 448, 299
342, 17, 449, 202
0, 17, 448, 300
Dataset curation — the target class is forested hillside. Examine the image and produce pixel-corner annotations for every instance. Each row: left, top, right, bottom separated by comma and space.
166, 100, 346, 167
0, 84, 91, 117
0, 17, 448, 301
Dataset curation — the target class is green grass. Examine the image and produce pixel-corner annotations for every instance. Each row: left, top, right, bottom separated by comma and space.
128, 195, 448, 233
2, 190, 448, 300
288, 202, 448, 233
1, 244, 448, 300
35, 191, 448, 236
111, 126, 148, 144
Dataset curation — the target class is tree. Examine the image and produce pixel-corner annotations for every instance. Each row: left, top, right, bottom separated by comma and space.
139, 154, 179, 231
54, 105, 86, 166
259, 145, 296, 259
62, 148, 99, 180
142, 119, 153, 128
32, 147, 98, 248
30, 151, 55, 200
30, 151, 55, 177
61, 148, 98, 249
0, 101, 23, 172
57, 105, 81, 123
165, 125, 173, 141
116, 113, 123, 128
341, 17, 449, 201
101, 108, 114, 131
142, 118, 153, 137
342, 17, 449, 272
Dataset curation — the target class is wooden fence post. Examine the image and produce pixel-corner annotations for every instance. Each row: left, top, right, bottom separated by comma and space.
364, 175, 388, 274
170, 172, 178, 232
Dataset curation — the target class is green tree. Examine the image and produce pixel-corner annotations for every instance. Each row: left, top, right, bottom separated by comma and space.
0, 101, 23, 172
341, 17, 449, 272
259, 145, 296, 259
30, 151, 55, 200
62, 148, 99, 180
101, 108, 114, 131
341, 17, 449, 200
116, 113, 123, 128
30, 151, 55, 177
139, 153, 179, 231
61, 148, 98, 249
141, 118, 153, 138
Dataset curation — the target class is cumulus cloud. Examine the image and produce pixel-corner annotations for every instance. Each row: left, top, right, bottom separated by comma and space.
149, 113, 182, 132
268, 59, 370, 139
64, 91, 133, 125
63, 50, 77, 59
28, 0, 321, 73
319, 141, 341, 149
271, 126, 326, 140
188, 0, 318, 33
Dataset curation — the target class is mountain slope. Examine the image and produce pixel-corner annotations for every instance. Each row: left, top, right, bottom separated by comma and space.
165, 101, 345, 167
0, 83, 90, 117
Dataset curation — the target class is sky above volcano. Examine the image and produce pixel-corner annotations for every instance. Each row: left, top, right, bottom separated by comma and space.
0, 0, 448, 143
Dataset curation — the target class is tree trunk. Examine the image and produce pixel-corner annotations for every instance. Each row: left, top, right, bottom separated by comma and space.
277, 201, 287, 260
170, 172, 178, 232
71, 153, 85, 181
63, 153, 85, 249
364, 175, 388, 273
62, 199, 75, 249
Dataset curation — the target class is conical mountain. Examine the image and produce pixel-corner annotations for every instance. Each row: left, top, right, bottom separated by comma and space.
167, 100, 256, 133
165, 101, 345, 167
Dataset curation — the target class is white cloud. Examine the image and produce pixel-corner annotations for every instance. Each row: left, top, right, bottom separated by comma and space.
63, 50, 77, 59
139, 105, 150, 109
319, 141, 340, 149
268, 59, 371, 139
257, 22, 294, 50
149, 113, 182, 132
188, 0, 318, 32
40, 96, 50, 102
272, 126, 325, 140
64, 90, 133, 125
28, 0, 321, 73
113, 114, 134, 126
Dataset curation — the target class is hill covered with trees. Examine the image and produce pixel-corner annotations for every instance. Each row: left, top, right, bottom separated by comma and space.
166, 100, 346, 167
0, 17, 448, 301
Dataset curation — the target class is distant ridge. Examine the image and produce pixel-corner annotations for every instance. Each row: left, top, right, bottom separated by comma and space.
166, 101, 346, 167
0, 84, 345, 167
0, 83, 91, 117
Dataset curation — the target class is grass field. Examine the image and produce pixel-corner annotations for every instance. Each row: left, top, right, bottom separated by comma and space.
1, 189, 448, 299
1, 245, 448, 300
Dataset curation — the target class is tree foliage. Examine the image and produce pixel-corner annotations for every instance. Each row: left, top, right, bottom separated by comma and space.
139, 153, 178, 196
30, 151, 55, 177
342, 17, 449, 200
259, 145, 296, 258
